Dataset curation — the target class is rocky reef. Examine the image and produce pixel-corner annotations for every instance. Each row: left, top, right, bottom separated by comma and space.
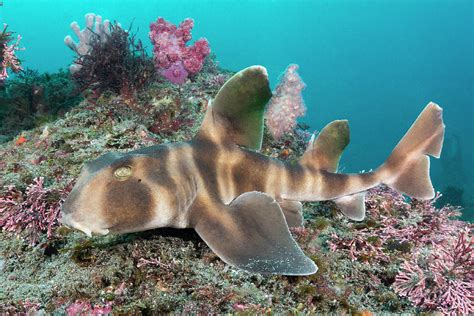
0, 15, 472, 315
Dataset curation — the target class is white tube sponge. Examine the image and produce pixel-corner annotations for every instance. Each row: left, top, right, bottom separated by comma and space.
64, 13, 115, 74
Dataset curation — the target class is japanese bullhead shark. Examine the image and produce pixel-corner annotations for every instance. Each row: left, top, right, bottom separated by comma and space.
61, 66, 445, 275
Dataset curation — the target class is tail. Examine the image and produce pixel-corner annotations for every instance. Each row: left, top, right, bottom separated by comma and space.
378, 102, 445, 199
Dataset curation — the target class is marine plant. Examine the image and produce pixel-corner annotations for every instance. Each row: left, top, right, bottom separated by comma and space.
64, 13, 115, 74
0, 177, 71, 245
67, 18, 154, 99
0, 24, 23, 83
265, 64, 306, 140
328, 185, 473, 315
65, 300, 112, 315
393, 227, 473, 315
149, 17, 210, 84
0, 69, 81, 140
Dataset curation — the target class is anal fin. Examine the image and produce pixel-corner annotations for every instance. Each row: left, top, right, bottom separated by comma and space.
334, 192, 366, 221
191, 192, 317, 275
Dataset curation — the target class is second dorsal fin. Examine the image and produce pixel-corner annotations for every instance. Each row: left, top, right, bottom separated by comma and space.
299, 120, 350, 172
195, 66, 272, 151
298, 120, 367, 221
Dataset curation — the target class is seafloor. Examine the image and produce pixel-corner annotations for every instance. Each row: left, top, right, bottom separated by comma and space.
0, 57, 472, 314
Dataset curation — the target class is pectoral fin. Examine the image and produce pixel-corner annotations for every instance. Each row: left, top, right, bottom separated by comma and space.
191, 192, 317, 275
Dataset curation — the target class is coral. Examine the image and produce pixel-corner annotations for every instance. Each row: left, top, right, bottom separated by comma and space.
64, 13, 114, 74
329, 186, 466, 262
328, 232, 389, 263
147, 107, 195, 136
0, 24, 23, 83
265, 64, 306, 140
0, 299, 41, 314
71, 23, 155, 99
0, 177, 71, 244
161, 61, 189, 85
149, 17, 210, 84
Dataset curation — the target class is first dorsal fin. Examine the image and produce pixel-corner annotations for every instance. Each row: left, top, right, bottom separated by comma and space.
195, 66, 272, 151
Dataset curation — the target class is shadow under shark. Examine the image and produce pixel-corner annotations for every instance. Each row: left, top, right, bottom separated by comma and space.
61, 66, 445, 275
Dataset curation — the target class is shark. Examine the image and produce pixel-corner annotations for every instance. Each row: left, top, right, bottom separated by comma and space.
61, 66, 445, 275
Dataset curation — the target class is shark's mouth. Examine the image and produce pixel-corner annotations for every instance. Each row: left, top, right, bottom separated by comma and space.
60, 213, 109, 237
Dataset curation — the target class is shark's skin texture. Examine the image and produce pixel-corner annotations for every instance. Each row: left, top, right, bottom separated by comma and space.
61, 66, 445, 275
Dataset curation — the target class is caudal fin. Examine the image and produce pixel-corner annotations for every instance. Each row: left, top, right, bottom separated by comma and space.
380, 102, 445, 199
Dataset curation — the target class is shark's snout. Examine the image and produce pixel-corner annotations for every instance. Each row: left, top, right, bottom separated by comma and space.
60, 209, 109, 237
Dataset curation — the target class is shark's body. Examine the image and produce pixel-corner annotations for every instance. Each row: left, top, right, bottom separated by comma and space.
61, 66, 445, 275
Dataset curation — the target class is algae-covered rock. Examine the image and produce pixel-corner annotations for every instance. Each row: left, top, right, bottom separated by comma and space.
0, 60, 471, 314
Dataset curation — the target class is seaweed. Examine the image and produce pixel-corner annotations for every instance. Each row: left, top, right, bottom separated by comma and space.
0, 69, 81, 141
71, 23, 155, 100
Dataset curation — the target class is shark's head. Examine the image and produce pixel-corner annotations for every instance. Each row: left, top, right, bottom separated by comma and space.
61, 150, 177, 236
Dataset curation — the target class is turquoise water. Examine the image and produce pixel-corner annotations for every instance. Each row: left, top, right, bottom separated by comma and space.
1, 0, 473, 212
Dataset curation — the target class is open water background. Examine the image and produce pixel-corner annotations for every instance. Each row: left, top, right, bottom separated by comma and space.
1, 0, 472, 216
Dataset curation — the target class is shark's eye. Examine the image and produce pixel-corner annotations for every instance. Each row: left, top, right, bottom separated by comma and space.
114, 166, 132, 181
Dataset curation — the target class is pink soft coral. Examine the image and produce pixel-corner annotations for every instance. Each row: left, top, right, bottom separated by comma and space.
149, 17, 210, 84
265, 64, 306, 140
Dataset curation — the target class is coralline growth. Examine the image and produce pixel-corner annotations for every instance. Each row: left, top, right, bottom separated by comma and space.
393, 226, 473, 315
0, 24, 23, 82
329, 186, 473, 315
149, 17, 210, 84
0, 177, 71, 245
265, 64, 306, 140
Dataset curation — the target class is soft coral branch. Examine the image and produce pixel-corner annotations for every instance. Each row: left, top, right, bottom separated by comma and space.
265, 64, 306, 140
